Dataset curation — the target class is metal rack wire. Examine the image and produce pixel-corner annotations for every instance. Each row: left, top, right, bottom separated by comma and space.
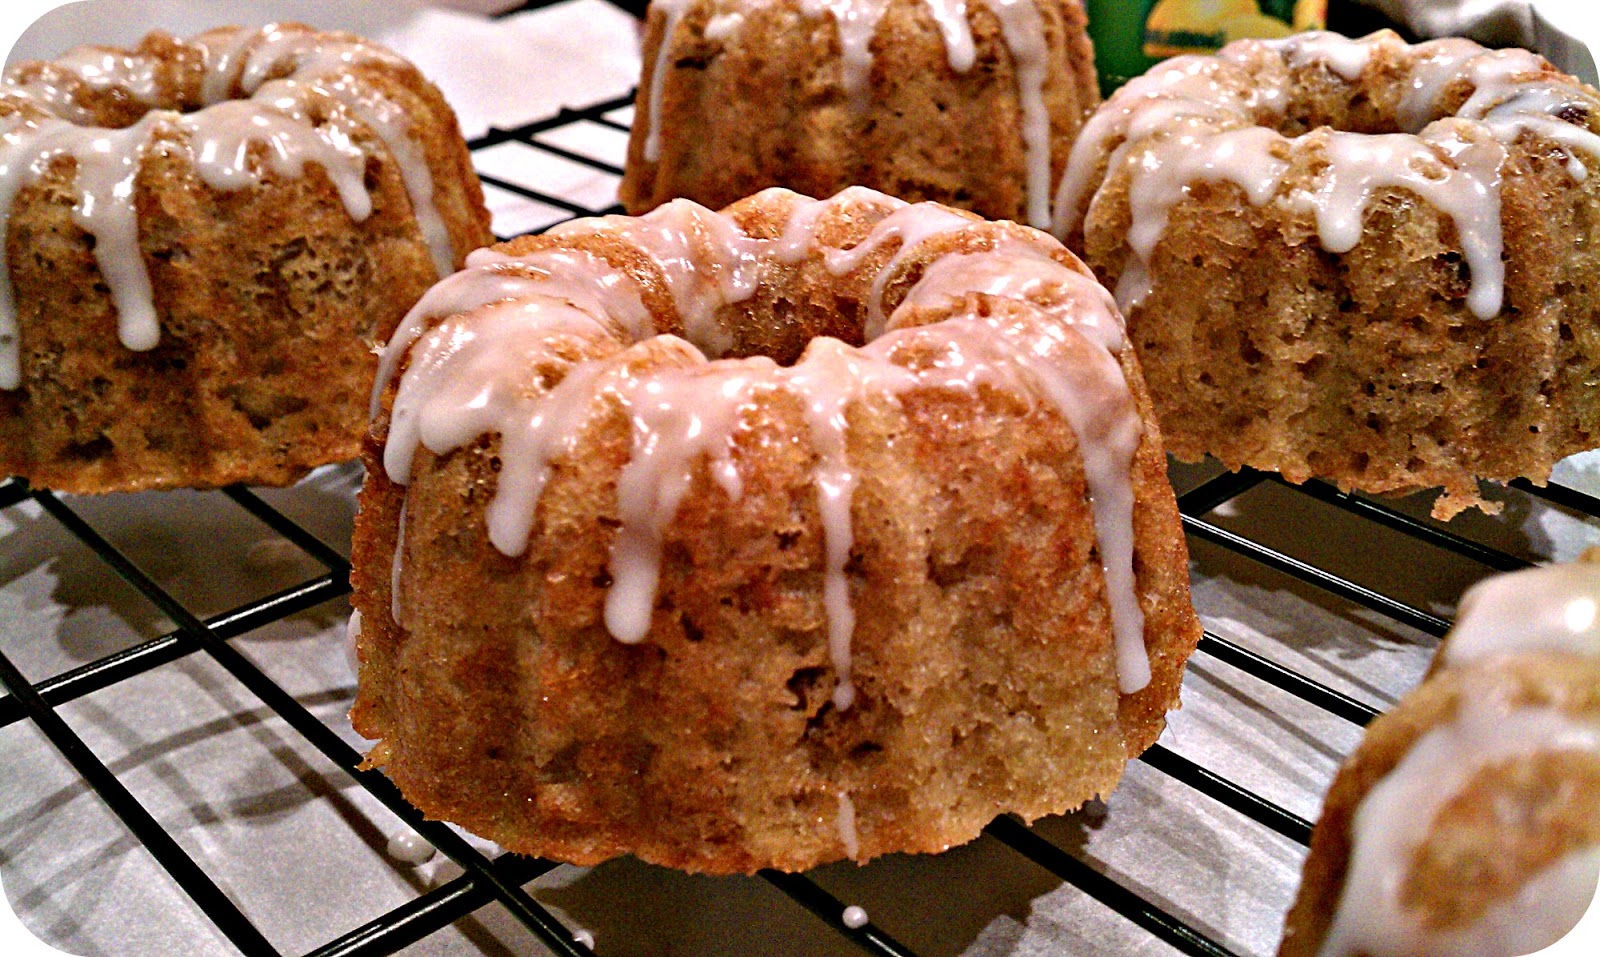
2, 85, 1598, 957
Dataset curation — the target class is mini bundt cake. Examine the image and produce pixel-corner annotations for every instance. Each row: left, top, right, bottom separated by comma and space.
350, 186, 1204, 874
0, 24, 493, 493
1057, 30, 1600, 518
1281, 555, 1600, 956
619, 0, 1100, 230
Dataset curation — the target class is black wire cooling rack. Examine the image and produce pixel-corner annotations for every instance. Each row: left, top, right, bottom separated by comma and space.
4, 79, 1600, 957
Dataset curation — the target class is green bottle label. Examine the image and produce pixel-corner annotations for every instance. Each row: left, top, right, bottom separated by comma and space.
1086, 0, 1328, 96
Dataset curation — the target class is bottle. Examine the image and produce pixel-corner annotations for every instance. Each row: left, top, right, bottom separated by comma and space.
1085, 0, 1328, 95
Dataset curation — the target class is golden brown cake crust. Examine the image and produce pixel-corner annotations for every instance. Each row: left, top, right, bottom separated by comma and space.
1069, 33, 1600, 519
620, 0, 1100, 225
1279, 656, 1600, 957
0, 25, 493, 493
351, 190, 1203, 874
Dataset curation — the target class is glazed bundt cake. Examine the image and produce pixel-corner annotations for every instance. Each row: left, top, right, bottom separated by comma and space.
0, 24, 493, 493
619, 0, 1100, 230
350, 186, 1204, 874
1281, 555, 1600, 956
1057, 30, 1600, 518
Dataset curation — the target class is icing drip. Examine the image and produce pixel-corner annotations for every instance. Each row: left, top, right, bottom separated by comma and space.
345, 607, 363, 676
373, 246, 652, 419
1053, 55, 1277, 240
179, 100, 372, 216
228, 26, 453, 278
51, 47, 162, 103
1321, 694, 1600, 957
923, 0, 974, 72
835, 792, 860, 857
383, 296, 627, 557
380, 189, 1153, 704
986, 0, 1052, 229
643, 0, 693, 162
1259, 30, 1386, 81
819, 201, 978, 338
893, 248, 1149, 691
604, 351, 773, 642
1397, 42, 1547, 133
642, 2, 1054, 226
552, 199, 766, 354
1121, 125, 1289, 274
1114, 254, 1152, 314
1443, 562, 1600, 666
0, 24, 456, 391
198, 27, 261, 104
1289, 127, 1507, 319
1057, 30, 1600, 320
303, 72, 454, 278
799, 0, 893, 107
784, 337, 921, 709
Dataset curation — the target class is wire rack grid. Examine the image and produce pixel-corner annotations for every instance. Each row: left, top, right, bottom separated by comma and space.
3, 84, 1599, 957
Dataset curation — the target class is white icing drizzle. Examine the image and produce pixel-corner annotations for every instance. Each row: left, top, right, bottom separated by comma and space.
703, 12, 746, 40
1287, 127, 1507, 319
345, 608, 363, 676
52, 47, 161, 103
1443, 562, 1600, 666
1119, 125, 1289, 285
373, 247, 653, 419
0, 24, 456, 391
198, 27, 261, 104
1321, 694, 1600, 957
892, 250, 1148, 691
602, 348, 773, 643
1397, 42, 1547, 133
383, 297, 625, 557
1053, 54, 1278, 241
1057, 31, 1600, 320
552, 199, 766, 354
835, 791, 860, 858
923, 0, 974, 72
226, 26, 453, 277
986, 0, 1052, 228
894, 245, 1124, 351
639, 1, 1056, 226
179, 100, 372, 217
642, 0, 693, 163
378, 189, 1153, 706
798, 0, 893, 108
819, 201, 978, 339
1259, 30, 1386, 81
303, 71, 454, 278
842, 905, 869, 928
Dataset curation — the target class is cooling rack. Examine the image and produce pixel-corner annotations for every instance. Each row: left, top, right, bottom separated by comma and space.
3, 82, 1600, 957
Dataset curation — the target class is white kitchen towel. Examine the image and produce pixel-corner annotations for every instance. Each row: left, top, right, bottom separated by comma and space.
1359, 0, 1598, 81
